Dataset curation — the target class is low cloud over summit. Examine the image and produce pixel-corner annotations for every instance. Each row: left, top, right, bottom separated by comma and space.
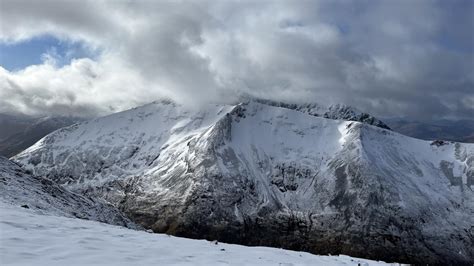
0, 0, 472, 120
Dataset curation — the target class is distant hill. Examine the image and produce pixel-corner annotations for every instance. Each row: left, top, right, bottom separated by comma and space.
385, 118, 474, 143
0, 114, 83, 157
0, 114, 35, 141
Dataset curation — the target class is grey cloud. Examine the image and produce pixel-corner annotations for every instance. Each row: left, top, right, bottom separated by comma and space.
0, 0, 472, 120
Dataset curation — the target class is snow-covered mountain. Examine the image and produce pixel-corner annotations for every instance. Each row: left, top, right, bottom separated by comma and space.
0, 156, 137, 228
13, 100, 474, 264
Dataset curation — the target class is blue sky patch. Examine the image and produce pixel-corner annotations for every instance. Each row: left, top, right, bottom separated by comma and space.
0, 35, 98, 71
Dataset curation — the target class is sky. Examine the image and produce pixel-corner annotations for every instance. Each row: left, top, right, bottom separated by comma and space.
0, 35, 97, 71
0, 0, 472, 120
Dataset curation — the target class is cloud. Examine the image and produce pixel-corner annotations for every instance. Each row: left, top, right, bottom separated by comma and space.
0, 0, 472, 120
0, 57, 157, 117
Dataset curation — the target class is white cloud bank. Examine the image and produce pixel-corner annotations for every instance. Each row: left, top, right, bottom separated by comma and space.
0, 0, 472, 119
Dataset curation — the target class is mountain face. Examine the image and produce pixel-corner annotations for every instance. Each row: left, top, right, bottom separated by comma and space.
13, 100, 474, 264
0, 156, 137, 228
0, 114, 83, 157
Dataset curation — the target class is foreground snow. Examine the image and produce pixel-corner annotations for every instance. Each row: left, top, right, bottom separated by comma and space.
0, 202, 392, 266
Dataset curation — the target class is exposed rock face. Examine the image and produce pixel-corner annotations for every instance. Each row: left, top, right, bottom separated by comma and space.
0, 156, 137, 228
13, 101, 474, 265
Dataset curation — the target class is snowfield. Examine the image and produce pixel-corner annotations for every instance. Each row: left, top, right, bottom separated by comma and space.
0, 202, 393, 266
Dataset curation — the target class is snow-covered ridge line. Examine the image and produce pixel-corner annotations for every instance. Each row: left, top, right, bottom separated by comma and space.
242, 97, 391, 129
12, 100, 474, 264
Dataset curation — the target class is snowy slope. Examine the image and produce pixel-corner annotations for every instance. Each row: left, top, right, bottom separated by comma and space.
13, 100, 474, 264
0, 202, 393, 266
0, 156, 136, 228
14, 100, 234, 201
